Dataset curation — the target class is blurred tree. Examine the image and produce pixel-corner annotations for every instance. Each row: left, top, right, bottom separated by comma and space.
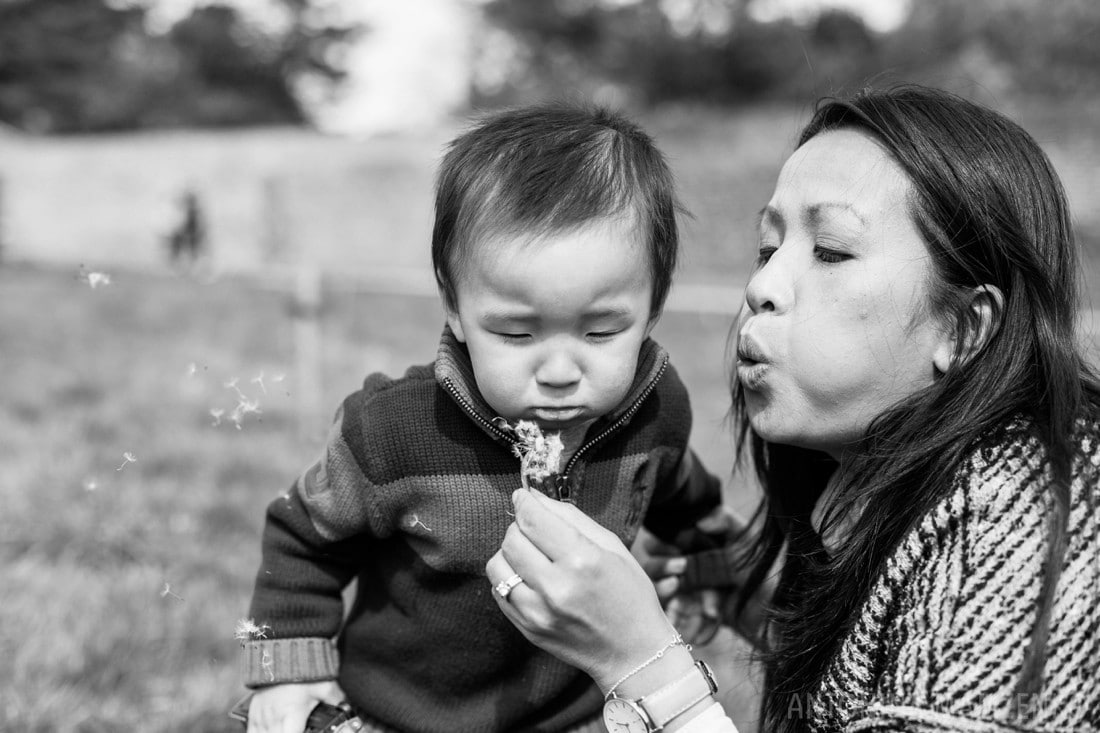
476, 0, 884, 106
883, 0, 1100, 98
478, 0, 1100, 108
0, 0, 151, 131
0, 0, 356, 132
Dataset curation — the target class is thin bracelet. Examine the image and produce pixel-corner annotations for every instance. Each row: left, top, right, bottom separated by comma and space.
605, 633, 692, 699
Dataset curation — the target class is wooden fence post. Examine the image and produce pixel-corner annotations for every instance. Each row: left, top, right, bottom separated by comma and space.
262, 174, 323, 439
292, 264, 324, 441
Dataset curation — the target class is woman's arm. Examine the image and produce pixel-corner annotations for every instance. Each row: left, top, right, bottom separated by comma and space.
486, 489, 739, 731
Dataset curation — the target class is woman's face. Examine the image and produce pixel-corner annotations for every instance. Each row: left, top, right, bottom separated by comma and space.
736, 128, 953, 460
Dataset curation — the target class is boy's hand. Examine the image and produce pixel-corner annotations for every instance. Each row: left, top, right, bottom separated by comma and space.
664, 589, 725, 646
246, 681, 345, 733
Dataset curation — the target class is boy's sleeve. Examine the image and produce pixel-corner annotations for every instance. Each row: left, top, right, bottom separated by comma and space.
643, 447, 724, 548
241, 396, 390, 688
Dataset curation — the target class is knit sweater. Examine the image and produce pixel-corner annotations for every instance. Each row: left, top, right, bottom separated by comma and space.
683, 419, 1100, 733
242, 327, 721, 732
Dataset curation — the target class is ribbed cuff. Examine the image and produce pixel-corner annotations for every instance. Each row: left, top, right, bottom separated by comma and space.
241, 637, 340, 687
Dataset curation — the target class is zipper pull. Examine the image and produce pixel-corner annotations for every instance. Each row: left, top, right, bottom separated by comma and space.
492, 416, 516, 440
555, 475, 574, 503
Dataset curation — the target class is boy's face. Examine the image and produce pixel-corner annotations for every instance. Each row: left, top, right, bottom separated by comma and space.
447, 216, 656, 431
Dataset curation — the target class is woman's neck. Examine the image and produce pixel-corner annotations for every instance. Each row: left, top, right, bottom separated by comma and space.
811, 469, 864, 554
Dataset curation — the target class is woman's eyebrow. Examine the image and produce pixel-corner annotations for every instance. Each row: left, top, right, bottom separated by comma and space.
806, 202, 867, 228
757, 205, 783, 230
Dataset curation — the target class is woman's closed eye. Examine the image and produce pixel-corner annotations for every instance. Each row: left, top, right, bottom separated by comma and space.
814, 246, 850, 264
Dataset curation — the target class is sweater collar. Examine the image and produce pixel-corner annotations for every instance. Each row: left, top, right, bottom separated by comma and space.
433, 324, 669, 445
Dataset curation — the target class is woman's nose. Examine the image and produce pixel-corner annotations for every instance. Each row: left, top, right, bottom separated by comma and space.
535, 349, 582, 388
744, 251, 793, 315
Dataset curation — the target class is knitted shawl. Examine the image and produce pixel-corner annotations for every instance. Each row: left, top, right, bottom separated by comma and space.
803, 420, 1100, 732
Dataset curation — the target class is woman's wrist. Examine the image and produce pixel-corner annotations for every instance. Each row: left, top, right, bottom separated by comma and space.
607, 644, 697, 699
604, 646, 717, 732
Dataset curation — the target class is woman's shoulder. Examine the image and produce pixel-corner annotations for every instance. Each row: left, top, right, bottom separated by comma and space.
837, 416, 1100, 731
954, 414, 1100, 515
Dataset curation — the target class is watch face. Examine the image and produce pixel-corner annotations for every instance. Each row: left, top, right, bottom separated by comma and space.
603, 698, 650, 733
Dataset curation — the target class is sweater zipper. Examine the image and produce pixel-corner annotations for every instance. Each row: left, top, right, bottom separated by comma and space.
441, 354, 669, 502
556, 355, 669, 502
440, 377, 518, 447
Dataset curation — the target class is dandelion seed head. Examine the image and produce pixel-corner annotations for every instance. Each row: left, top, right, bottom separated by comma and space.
511, 420, 563, 490
83, 478, 98, 492
234, 618, 271, 644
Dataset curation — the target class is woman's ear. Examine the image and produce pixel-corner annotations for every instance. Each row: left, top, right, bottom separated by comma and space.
933, 284, 1004, 373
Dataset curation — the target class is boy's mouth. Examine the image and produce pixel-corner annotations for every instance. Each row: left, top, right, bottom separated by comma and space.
530, 406, 585, 424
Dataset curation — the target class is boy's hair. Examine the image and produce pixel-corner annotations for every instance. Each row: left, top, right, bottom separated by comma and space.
431, 104, 682, 318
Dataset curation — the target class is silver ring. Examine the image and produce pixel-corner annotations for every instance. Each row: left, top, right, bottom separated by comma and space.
494, 573, 524, 600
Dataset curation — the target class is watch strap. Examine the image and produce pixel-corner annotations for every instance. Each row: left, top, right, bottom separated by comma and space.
639, 659, 718, 730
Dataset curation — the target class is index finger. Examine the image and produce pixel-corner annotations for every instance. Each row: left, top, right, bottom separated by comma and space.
511, 489, 624, 561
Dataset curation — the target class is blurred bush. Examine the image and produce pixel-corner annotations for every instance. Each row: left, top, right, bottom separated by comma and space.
476, 0, 1100, 107
0, 0, 356, 132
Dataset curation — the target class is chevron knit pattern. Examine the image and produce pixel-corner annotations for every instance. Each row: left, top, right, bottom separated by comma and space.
802, 420, 1100, 733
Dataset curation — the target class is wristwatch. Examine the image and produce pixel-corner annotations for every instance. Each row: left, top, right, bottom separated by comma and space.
602, 660, 718, 733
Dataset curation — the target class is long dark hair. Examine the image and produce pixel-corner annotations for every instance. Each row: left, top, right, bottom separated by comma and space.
730, 85, 1100, 732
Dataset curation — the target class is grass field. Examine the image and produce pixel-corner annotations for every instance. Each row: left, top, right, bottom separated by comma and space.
3, 99, 1099, 732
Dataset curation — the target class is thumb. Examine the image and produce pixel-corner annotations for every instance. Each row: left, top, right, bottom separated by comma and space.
654, 575, 680, 601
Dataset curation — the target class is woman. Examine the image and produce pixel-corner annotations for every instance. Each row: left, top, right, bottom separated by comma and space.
487, 85, 1100, 732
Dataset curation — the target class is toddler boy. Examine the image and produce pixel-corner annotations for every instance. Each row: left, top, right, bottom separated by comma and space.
240, 104, 722, 732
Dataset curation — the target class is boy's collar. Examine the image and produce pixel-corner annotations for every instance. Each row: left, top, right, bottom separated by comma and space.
433, 324, 669, 444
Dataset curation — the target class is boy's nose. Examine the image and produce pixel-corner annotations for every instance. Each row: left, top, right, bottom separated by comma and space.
535, 350, 582, 388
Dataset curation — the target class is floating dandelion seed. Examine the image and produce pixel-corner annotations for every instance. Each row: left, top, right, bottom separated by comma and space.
209, 407, 224, 426
223, 377, 246, 399
407, 514, 432, 532
160, 582, 184, 602
116, 452, 137, 471
234, 618, 270, 644
186, 362, 198, 378
77, 265, 112, 289
271, 372, 285, 383
251, 371, 267, 394
83, 478, 98, 492
229, 398, 262, 430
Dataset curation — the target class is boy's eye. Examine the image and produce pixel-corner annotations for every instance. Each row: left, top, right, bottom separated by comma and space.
756, 246, 777, 265
587, 330, 621, 341
494, 332, 531, 342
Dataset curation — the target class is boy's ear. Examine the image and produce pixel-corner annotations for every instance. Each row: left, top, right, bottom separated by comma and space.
644, 311, 662, 339
932, 284, 1003, 374
445, 307, 467, 343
